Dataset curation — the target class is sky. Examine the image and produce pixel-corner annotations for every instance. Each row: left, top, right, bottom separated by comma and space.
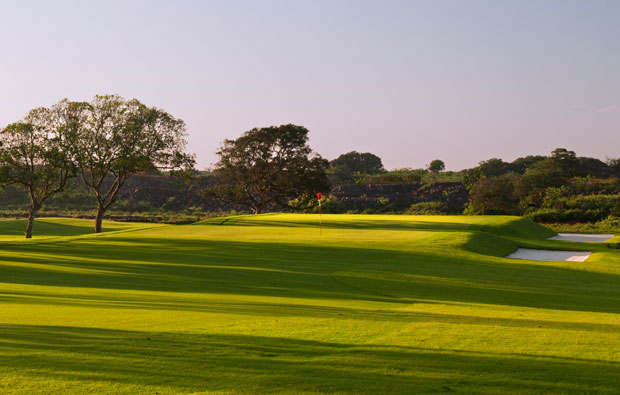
1, 0, 618, 170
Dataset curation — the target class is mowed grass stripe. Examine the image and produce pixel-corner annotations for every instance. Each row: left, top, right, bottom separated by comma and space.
1, 214, 619, 394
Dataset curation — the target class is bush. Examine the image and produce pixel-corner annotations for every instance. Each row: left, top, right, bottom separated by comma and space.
408, 201, 448, 215
317, 197, 346, 214
526, 208, 611, 223
525, 208, 564, 223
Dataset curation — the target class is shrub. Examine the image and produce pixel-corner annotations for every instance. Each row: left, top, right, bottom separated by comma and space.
317, 197, 346, 214
408, 201, 448, 215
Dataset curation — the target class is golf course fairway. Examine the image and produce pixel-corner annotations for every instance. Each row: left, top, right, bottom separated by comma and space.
1, 214, 620, 394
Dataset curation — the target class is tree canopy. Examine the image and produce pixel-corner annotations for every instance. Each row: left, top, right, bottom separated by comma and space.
65, 95, 194, 232
0, 95, 194, 236
208, 124, 329, 214
427, 159, 446, 173
331, 151, 384, 173
0, 108, 75, 238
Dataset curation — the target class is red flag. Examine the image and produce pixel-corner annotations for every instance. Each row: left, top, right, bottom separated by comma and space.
317, 192, 322, 200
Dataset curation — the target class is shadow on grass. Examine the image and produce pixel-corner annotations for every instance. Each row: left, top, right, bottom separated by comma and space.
0, 324, 618, 394
206, 216, 554, 241
2, 290, 620, 335
0, 218, 130, 237
208, 217, 473, 232
1, 236, 620, 313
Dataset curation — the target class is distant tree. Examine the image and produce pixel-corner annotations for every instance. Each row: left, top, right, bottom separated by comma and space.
550, 148, 578, 175
575, 157, 612, 178
0, 109, 75, 238
330, 151, 384, 182
66, 95, 194, 233
427, 159, 445, 173
465, 174, 519, 215
477, 158, 511, 177
514, 159, 567, 208
463, 167, 483, 191
606, 157, 620, 177
208, 124, 330, 214
511, 155, 546, 174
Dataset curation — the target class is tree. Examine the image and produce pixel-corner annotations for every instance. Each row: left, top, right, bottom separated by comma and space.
477, 158, 511, 177
0, 109, 74, 238
66, 95, 194, 233
427, 159, 445, 173
464, 174, 519, 215
575, 157, 611, 178
330, 151, 384, 182
208, 124, 330, 214
511, 155, 546, 174
550, 148, 578, 175
606, 157, 620, 177
514, 159, 567, 208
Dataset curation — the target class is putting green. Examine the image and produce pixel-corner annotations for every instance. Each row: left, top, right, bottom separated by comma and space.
1, 214, 619, 394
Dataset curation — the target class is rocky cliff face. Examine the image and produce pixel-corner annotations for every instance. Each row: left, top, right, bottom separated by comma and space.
330, 182, 469, 213
0, 174, 469, 214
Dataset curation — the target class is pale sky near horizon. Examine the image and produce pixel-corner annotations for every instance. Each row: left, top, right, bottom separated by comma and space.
1, 0, 618, 170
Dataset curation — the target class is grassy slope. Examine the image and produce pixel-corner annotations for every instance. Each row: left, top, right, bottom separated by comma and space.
1, 214, 620, 394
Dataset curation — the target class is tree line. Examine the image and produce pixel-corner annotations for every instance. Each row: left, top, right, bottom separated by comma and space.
464, 148, 620, 221
2, 96, 619, 237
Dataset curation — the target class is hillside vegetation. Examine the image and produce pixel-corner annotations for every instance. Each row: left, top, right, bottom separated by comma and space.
1, 214, 620, 394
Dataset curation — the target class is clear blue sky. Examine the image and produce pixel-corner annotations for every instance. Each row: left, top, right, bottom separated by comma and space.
1, 0, 618, 170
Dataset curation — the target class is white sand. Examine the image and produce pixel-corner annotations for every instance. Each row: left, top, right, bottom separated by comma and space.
548, 233, 615, 242
506, 248, 591, 262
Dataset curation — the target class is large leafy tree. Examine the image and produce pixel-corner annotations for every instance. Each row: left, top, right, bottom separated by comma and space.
331, 151, 384, 174
0, 108, 75, 238
477, 158, 511, 177
329, 151, 384, 183
209, 124, 329, 214
67, 95, 194, 233
550, 148, 578, 175
464, 174, 520, 215
427, 159, 446, 173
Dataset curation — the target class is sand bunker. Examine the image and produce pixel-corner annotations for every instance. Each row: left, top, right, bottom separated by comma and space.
548, 233, 615, 242
507, 248, 591, 262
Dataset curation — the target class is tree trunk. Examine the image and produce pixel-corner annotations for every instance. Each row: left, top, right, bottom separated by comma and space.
26, 206, 37, 239
94, 203, 105, 233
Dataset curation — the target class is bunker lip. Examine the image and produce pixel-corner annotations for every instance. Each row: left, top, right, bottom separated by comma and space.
548, 233, 614, 242
506, 248, 591, 262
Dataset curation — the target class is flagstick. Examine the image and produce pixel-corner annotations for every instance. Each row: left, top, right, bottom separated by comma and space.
318, 198, 322, 235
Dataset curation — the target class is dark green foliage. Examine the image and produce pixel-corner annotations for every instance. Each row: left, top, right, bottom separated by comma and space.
464, 174, 520, 215
514, 159, 568, 208
478, 158, 512, 177
607, 158, 620, 177
527, 189, 620, 223
0, 112, 75, 238
510, 155, 546, 174
66, 95, 194, 233
526, 208, 610, 223
550, 148, 579, 175
329, 151, 384, 183
331, 151, 384, 175
0, 96, 194, 235
464, 148, 620, 223
427, 159, 445, 173
576, 157, 612, 178
356, 168, 423, 184
208, 124, 330, 214
408, 201, 448, 215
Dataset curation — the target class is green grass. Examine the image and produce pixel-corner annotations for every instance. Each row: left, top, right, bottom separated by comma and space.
1, 214, 620, 394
